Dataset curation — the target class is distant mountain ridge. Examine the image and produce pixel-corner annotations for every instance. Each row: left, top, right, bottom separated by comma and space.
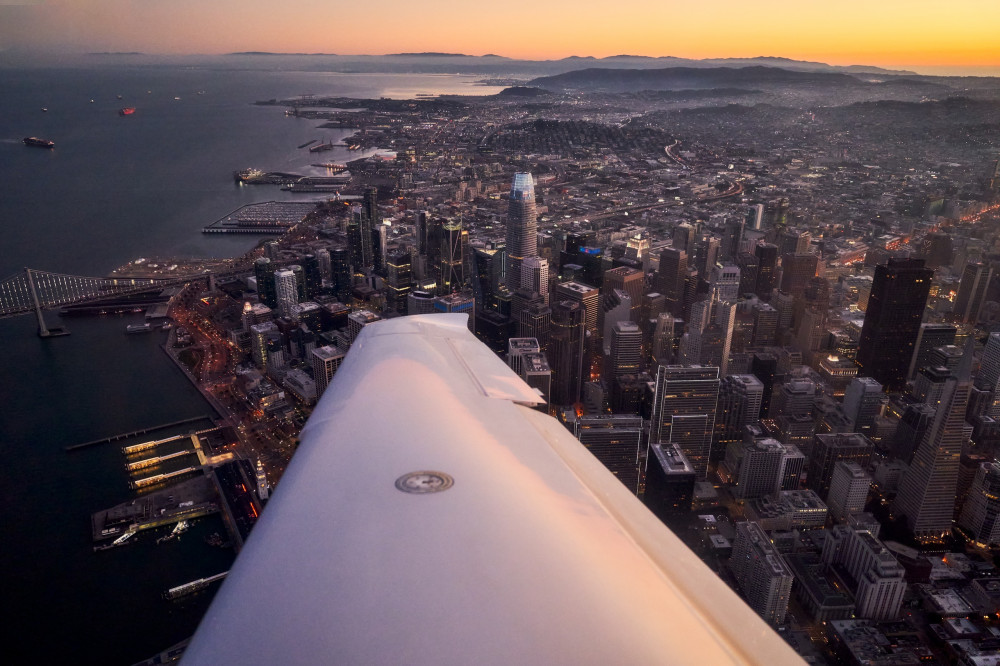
528, 66, 874, 92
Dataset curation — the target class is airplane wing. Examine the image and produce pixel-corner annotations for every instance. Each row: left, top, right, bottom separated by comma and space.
182, 314, 804, 665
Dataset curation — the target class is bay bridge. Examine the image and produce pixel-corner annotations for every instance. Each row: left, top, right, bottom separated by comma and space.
0, 268, 209, 337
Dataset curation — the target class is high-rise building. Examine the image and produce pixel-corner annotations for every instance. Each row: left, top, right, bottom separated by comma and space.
954, 263, 993, 324
572, 414, 645, 494
808, 433, 874, 499
779, 253, 818, 298
958, 461, 1000, 546
608, 321, 642, 381
657, 247, 688, 317
549, 300, 586, 406
754, 244, 779, 299
907, 323, 957, 380
302, 254, 322, 300
721, 218, 744, 262
507, 337, 540, 376
249, 321, 278, 369
843, 377, 884, 438
363, 188, 382, 271
433, 292, 475, 333
553, 281, 599, 339
735, 438, 788, 500
518, 302, 551, 351
274, 269, 299, 319
649, 365, 720, 479
439, 218, 466, 294
716, 374, 764, 464
254, 257, 277, 308
347, 309, 381, 345
710, 265, 741, 303
311, 345, 346, 400
826, 462, 871, 521
651, 313, 677, 366
893, 345, 973, 541
347, 205, 373, 270
644, 443, 696, 519
731, 521, 794, 626
519, 352, 551, 408
823, 527, 906, 621
385, 250, 413, 314
602, 266, 644, 324
520, 256, 549, 305
472, 246, 504, 313
856, 258, 933, 391
505, 173, 538, 292
329, 247, 352, 303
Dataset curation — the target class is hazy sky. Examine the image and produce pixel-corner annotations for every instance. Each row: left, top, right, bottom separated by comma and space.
2, 0, 998, 74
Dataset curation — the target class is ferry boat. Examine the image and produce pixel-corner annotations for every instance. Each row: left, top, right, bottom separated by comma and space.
119, 107, 136, 116
23, 136, 54, 148
157, 520, 190, 544
126, 323, 153, 334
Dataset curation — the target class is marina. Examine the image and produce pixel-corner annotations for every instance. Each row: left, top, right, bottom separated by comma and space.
201, 200, 317, 234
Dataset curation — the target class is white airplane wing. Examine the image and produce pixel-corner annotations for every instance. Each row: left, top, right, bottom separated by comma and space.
182, 314, 804, 665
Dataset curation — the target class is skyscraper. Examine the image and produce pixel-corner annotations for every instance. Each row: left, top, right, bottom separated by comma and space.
843, 377, 884, 438
657, 248, 687, 317
608, 321, 642, 381
439, 218, 466, 294
274, 269, 298, 319
826, 462, 871, 521
549, 300, 586, 406
505, 173, 538, 292
649, 365, 721, 479
856, 258, 933, 391
907, 323, 957, 380
753, 243, 779, 299
731, 521, 794, 626
953, 263, 992, 324
385, 250, 413, 314
958, 462, 1000, 546
520, 256, 549, 304
572, 414, 645, 494
893, 344, 973, 541
311, 345, 346, 400
254, 257, 277, 308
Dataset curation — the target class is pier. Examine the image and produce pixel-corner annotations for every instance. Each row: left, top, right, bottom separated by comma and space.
132, 466, 199, 489
66, 415, 211, 451
126, 450, 194, 472
91, 476, 220, 541
164, 571, 228, 600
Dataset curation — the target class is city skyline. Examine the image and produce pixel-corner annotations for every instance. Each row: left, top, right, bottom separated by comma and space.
1, 0, 999, 76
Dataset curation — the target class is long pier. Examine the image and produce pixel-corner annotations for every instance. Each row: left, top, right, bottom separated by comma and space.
133, 467, 199, 489
126, 450, 194, 472
66, 415, 211, 451
165, 571, 228, 600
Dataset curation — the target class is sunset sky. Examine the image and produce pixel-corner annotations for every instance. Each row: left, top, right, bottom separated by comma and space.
1, 0, 998, 75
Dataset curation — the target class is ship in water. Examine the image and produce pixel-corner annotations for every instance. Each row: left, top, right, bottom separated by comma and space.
126, 323, 153, 334
119, 107, 136, 116
156, 520, 190, 545
23, 137, 54, 149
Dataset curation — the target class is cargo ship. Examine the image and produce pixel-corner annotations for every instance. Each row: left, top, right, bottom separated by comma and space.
119, 107, 136, 116
23, 136, 54, 148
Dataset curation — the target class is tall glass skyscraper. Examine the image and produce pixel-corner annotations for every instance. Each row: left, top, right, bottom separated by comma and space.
505, 173, 538, 291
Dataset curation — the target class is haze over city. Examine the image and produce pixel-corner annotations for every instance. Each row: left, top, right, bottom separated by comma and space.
1, 0, 999, 75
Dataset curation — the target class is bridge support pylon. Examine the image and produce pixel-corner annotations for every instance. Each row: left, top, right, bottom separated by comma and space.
25, 268, 70, 338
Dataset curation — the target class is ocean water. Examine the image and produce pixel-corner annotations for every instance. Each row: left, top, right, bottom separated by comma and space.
0, 63, 503, 664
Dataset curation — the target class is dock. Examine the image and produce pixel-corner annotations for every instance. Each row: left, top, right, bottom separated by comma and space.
67, 415, 211, 451
91, 476, 220, 541
164, 571, 228, 600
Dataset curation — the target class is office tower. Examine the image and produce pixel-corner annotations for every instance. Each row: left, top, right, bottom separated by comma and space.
311, 345, 346, 400
265, 337, 286, 375
241, 302, 272, 333
603, 266, 644, 322
560, 231, 604, 287
980, 332, 1000, 394
363, 188, 382, 271
302, 254, 322, 300
471, 246, 503, 313
721, 218, 744, 262
439, 218, 466, 294
657, 248, 687, 317
752, 303, 778, 346
649, 365, 720, 480
519, 352, 551, 408
716, 375, 764, 463
520, 256, 549, 304
600, 289, 633, 352
823, 527, 906, 621
249, 321, 278, 369
908, 323, 957, 380
608, 321, 642, 382
709, 264, 741, 302
644, 443, 696, 518
549, 300, 586, 406
651, 313, 676, 366
746, 204, 764, 230
958, 462, 1000, 546
672, 223, 696, 257
347, 310, 381, 345
753, 243, 778, 299
287, 264, 305, 301
316, 248, 332, 281
893, 346, 973, 541
699, 300, 736, 376
735, 438, 787, 499
347, 205, 373, 270
808, 433, 874, 498
505, 173, 537, 291
507, 338, 540, 376
843, 377, 884, 438
827, 462, 871, 521
274, 269, 298, 319
779, 253, 818, 298
433, 292, 475, 332
254, 257, 277, 308
328, 247, 352, 303
573, 415, 644, 494
919, 232, 953, 269
927, 345, 964, 375
751, 352, 779, 420
553, 281, 599, 338
731, 522, 794, 626
693, 236, 720, 276
771, 378, 816, 420
856, 258, 933, 391
954, 263, 992, 324
385, 250, 413, 314
407, 290, 436, 316
736, 252, 759, 297
416, 211, 429, 255
518, 302, 551, 351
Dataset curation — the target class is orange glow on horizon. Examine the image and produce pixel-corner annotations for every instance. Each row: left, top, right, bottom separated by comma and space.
1, 0, 998, 75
